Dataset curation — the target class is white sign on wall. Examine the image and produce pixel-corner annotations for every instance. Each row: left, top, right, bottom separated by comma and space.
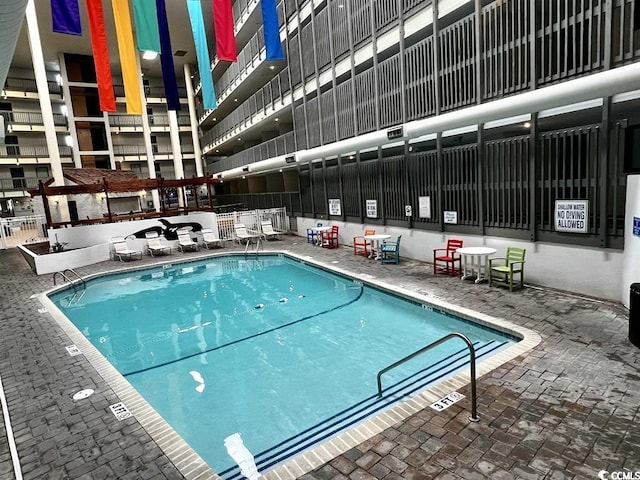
366, 199, 377, 218
418, 196, 431, 219
328, 199, 342, 216
443, 211, 458, 224
554, 200, 589, 233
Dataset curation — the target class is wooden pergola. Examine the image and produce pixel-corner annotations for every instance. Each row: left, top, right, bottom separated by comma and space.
31, 176, 221, 228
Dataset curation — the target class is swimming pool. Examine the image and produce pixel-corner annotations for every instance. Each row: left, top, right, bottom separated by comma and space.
46, 254, 534, 479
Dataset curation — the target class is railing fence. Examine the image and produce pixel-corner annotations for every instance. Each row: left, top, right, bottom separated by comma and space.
0, 215, 48, 250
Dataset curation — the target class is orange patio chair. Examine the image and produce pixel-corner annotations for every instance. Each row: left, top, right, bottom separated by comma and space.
433, 239, 463, 276
353, 229, 375, 256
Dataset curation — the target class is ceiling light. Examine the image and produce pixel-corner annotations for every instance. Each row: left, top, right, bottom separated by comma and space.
274, 118, 279, 122
523, 121, 531, 128
269, 65, 275, 70
212, 117, 217, 121
234, 98, 238, 102
142, 50, 158, 60
237, 137, 242, 141
215, 149, 219, 153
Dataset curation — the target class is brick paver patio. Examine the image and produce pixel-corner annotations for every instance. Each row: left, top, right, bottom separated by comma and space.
0, 236, 638, 479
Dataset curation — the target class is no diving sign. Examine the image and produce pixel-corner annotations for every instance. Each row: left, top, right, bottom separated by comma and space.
555, 200, 589, 233
430, 391, 465, 412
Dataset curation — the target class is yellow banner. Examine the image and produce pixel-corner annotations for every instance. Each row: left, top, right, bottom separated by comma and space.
112, 0, 142, 114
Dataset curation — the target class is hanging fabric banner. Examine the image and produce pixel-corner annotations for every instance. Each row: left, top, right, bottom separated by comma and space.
260, 0, 284, 60
112, 0, 142, 114
51, 0, 82, 35
187, 0, 217, 110
85, 0, 117, 112
212, 0, 237, 62
155, 0, 181, 110
132, 0, 161, 53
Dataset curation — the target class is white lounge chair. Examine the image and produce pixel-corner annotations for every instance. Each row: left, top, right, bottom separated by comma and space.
145, 231, 171, 256
177, 229, 199, 252
110, 236, 142, 262
234, 223, 262, 245
201, 228, 223, 249
260, 219, 284, 240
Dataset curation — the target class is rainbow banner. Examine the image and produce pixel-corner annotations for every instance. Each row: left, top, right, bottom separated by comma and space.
86, 0, 116, 112
187, 0, 217, 110
51, 0, 82, 35
212, 0, 237, 62
112, 0, 142, 114
260, 0, 284, 60
156, 0, 181, 110
132, 0, 161, 53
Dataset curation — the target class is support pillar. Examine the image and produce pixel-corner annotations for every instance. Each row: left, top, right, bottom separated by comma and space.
184, 64, 204, 177
168, 110, 185, 208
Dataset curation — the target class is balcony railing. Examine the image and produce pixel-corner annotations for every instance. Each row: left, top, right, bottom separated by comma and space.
0, 111, 67, 126
0, 177, 42, 191
2, 77, 61, 95
109, 114, 191, 127
112, 143, 195, 156
113, 84, 187, 98
0, 145, 72, 157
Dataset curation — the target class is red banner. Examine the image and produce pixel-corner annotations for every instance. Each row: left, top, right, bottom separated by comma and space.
212, 0, 237, 62
86, 0, 116, 112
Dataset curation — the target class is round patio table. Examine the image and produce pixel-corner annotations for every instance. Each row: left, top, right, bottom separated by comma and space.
364, 234, 391, 260
456, 247, 497, 283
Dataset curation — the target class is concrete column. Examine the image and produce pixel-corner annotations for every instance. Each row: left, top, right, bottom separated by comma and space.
25, 0, 64, 186
622, 175, 640, 307
136, 59, 160, 211
168, 110, 185, 207
184, 64, 204, 177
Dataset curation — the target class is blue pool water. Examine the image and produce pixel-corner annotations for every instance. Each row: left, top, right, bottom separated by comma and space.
50, 255, 517, 478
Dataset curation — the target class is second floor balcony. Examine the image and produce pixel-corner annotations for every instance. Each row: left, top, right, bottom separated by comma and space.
0, 145, 73, 159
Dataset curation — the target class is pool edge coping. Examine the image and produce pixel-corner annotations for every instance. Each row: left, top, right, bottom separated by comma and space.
37, 249, 541, 480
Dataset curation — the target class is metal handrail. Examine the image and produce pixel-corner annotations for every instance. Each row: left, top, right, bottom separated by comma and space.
376, 332, 479, 422
53, 268, 86, 292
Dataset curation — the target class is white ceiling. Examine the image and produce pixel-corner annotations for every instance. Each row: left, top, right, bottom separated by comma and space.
9, 0, 214, 77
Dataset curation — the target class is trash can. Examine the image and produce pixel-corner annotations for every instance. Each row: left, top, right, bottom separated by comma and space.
630, 283, 640, 348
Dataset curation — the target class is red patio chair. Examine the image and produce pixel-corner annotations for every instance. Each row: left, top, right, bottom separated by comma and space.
321, 225, 339, 249
433, 239, 463, 276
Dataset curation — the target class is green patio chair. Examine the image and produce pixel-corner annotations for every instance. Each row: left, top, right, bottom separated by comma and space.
488, 247, 526, 291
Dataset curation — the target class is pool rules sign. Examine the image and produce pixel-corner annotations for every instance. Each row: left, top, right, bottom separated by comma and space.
555, 200, 589, 233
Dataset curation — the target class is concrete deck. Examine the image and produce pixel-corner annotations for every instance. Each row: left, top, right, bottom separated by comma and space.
0, 236, 638, 480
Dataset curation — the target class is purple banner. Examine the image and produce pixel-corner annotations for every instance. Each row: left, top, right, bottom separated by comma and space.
51, 0, 82, 35
156, 0, 181, 111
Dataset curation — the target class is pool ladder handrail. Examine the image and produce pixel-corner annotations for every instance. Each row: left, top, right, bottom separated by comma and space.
376, 332, 479, 422
53, 268, 86, 293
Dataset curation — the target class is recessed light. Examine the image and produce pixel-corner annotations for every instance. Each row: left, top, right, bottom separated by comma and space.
237, 138, 242, 141
269, 65, 275, 70
215, 149, 219, 153
212, 117, 217, 121
274, 118, 279, 122
142, 50, 158, 60
234, 98, 238, 102
523, 122, 531, 128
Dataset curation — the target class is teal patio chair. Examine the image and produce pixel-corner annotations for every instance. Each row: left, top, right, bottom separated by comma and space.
380, 235, 402, 264
488, 247, 526, 291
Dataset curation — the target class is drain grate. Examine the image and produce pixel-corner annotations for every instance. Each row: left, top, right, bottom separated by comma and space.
65, 345, 82, 356
109, 402, 132, 421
